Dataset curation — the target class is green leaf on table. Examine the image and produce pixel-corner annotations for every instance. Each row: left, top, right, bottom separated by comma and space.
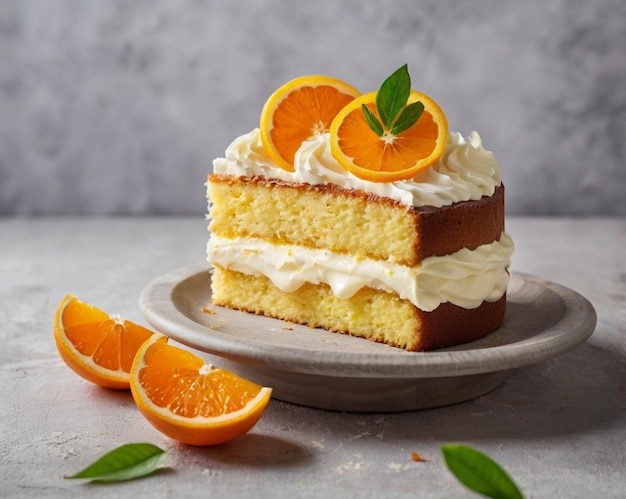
65, 443, 167, 483
442, 444, 525, 499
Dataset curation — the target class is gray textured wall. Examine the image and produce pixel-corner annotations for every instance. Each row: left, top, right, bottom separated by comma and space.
1, 0, 625, 217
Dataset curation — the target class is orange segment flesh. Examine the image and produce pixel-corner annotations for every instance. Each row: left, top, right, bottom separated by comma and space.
329, 90, 448, 182
130, 333, 272, 446
54, 294, 154, 389
260, 75, 361, 172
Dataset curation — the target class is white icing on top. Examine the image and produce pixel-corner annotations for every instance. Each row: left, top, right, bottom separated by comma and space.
212, 128, 502, 208
208, 233, 513, 312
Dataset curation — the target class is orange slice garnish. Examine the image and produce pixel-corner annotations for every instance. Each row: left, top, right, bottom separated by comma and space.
130, 333, 272, 446
260, 75, 361, 172
54, 294, 154, 389
329, 90, 448, 182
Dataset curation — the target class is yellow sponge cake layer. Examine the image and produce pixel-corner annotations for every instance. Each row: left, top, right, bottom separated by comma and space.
208, 174, 505, 265
208, 174, 418, 265
211, 266, 506, 351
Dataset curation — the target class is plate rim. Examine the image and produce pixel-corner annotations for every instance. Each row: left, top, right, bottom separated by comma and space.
139, 265, 597, 379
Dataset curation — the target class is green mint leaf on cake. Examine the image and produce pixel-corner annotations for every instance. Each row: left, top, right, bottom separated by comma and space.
377, 64, 411, 128
65, 443, 168, 483
361, 103, 384, 136
390, 100, 424, 135
363, 64, 424, 137
442, 444, 525, 499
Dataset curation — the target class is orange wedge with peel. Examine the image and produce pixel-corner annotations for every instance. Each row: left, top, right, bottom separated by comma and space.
260, 75, 360, 172
130, 333, 272, 446
329, 90, 448, 182
54, 294, 154, 389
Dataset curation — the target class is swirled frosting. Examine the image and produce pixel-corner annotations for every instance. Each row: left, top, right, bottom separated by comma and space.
212, 128, 501, 208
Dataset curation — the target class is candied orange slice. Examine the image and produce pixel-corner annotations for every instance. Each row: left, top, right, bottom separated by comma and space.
260, 75, 360, 172
130, 333, 272, 446
329, 90, 448, 182
54, 294, 154, 389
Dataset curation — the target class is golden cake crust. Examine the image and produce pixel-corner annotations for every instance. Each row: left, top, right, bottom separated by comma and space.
414, 184, 505, 258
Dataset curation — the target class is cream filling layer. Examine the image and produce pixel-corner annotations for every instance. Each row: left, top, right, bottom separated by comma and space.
208, 232, 513, 312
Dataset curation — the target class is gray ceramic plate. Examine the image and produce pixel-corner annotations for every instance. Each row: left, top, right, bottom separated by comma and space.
139, 266, 596, 412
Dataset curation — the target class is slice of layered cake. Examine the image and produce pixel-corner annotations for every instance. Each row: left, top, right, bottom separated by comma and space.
207, 66, 513, 351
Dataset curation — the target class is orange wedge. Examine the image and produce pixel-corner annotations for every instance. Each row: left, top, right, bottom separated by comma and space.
54, 294, 154, 389
329, 90, 448, 182
130, 333, 272, 446
260, 75, 361, 172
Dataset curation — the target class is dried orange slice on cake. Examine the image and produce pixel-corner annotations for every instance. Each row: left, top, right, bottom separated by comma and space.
329, 65, 448, 182
54, 294, 154, 389
130, 333, 272, 446
260, 75, 361, 171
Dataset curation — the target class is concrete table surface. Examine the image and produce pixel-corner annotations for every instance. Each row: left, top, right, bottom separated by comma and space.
1, 216, 624, 498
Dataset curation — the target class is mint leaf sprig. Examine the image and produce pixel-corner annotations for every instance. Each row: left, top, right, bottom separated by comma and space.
442, 444, 525, 499
362, 64, 424, 138
65, 443, 167, 483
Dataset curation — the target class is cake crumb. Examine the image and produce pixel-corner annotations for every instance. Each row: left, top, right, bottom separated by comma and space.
411, 451, 425, 462
202, 307, 216, 315
335, 461, 363, 473
388, 462, 410, 472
